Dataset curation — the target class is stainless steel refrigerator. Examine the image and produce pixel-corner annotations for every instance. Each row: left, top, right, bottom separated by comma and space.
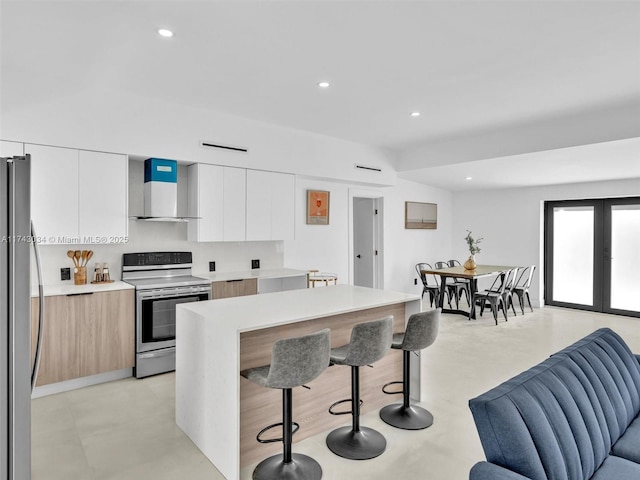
1, 154, 45, 480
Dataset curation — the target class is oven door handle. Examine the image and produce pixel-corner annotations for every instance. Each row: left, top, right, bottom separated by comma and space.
137, 289, 210, 300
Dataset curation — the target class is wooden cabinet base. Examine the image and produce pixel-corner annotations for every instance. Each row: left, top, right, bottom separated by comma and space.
31, 290, 134, 387
212, 278, 258, 299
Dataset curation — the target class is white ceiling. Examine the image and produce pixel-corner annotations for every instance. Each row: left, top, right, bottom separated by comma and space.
2, 0, 639, 190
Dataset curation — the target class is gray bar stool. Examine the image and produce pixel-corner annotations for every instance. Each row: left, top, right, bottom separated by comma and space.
326, 316, 393, 460
380, 309, 440, 430
240, 328, 331, 480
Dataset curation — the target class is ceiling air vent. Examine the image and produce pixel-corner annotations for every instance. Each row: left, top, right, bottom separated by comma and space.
200, 141, 248, 153
354, 163, 382, 173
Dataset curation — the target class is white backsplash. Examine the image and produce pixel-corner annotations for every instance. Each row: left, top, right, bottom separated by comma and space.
32, 219, 284, 287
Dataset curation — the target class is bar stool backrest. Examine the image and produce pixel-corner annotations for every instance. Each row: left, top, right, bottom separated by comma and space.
401, 309, 441, 352
343, 316, 393, 367
266, 328, 331, 389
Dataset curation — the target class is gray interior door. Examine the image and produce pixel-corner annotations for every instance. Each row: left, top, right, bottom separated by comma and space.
353, 197, 375, 288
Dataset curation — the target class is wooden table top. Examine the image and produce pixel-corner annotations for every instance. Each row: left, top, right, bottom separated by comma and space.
420, 265, 518, 279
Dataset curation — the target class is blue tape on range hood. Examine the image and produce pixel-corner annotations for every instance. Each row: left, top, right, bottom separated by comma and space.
144, 158, 177, 183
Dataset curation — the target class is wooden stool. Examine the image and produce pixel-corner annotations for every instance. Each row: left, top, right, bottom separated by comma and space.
308, 270, 338, 288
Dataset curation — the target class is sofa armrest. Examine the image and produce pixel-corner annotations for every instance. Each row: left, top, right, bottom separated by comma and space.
635, 354, 640, 365
470, 462, 533, 480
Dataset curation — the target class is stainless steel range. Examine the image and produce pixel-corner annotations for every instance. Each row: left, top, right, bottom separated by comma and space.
122, 252, 211, 378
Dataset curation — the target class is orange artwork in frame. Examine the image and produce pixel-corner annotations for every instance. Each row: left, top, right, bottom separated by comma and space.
307, 190, 330, 225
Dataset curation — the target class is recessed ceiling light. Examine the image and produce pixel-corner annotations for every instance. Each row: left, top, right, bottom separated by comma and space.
466, 176, 473, 181
410, 111, 420, 117
158, 29, 174, 38
318, 82, 330, 88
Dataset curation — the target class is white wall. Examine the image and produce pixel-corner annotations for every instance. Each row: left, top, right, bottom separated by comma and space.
382, 179, 453, 294
452, 178, 640, 306
285, 177, 453, 296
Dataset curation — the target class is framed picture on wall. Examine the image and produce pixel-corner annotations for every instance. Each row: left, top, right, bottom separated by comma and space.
405, 201, 437, 229
307, 190, 330, 225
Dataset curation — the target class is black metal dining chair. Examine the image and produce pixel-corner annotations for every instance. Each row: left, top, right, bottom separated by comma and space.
473, 268, 517, 325
446, 259, 471, 307
512, 265, 536, 314
416, 263, 448, 308
433, 261, 454, 308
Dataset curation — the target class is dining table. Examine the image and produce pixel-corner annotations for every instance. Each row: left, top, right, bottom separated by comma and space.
420, 265, 518, 319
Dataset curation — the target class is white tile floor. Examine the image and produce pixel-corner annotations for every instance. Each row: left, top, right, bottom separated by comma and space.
32, 306, 640, 480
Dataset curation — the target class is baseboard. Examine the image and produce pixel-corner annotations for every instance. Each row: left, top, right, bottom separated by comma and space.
31, 368, 133, 398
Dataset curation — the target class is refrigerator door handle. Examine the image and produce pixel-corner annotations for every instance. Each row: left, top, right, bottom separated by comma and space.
30, 221, 44, 392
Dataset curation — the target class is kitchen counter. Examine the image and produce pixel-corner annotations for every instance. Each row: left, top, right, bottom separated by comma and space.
193, 267, 308, 282
31, 281, 134, 297
175, 285, 422, 480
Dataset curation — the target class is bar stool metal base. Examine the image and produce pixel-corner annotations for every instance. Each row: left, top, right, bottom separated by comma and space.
325, 426, 386, 460
379, 403, 434, 430
253, 453, 322, 480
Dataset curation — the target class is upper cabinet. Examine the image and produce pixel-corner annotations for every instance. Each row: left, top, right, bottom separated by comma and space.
78, 150, 128, 239
26, 144, 128, 244
188, 164, 247, 242
189, 165, 294, 242
246, 170, 295, 241
223, 167, 247, 241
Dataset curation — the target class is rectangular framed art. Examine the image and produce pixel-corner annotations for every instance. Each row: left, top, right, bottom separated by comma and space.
405, 201, 437, 229
307, 190, 330, 225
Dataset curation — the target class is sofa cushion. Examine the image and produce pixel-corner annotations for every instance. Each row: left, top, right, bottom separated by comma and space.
590, 455, 640, 480
612, 415, 640, 464
553, 328, 640, 431
469, 328, 640, 480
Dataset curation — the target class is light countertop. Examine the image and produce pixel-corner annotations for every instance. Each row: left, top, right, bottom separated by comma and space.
178, 284, 420, 333
193, 267, 308, 283
31, 281, 134, 297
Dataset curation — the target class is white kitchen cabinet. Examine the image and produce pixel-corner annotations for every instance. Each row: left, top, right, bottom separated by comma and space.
26, 144, 128, 244
222, 167, 246, 241
28, 144, 80, 241
188, 163, 224, 242
78, 150, 128, 240
0, 140, 24, 157
246, 170, 295, 241
188, 164, 247, 242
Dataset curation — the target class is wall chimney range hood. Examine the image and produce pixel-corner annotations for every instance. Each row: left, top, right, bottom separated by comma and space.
130, 158, 199, 222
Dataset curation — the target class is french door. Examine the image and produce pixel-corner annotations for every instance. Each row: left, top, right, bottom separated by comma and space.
544, 197, 640, 317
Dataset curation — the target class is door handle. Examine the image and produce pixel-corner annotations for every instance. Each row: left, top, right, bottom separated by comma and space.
356, 254, 361, 259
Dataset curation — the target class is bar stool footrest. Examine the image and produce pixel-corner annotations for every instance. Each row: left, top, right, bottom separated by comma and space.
325, 426, 386, 460
253, 452, 322, 480
328, 398, 363, 416
381, 380, 404, 395
379, 403, 434, 430
256, 421, 300, 444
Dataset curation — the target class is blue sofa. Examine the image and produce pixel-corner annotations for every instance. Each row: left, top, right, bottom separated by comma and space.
469, 328, 640, 480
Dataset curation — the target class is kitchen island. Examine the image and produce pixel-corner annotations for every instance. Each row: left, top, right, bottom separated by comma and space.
176, 285, 421, 480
